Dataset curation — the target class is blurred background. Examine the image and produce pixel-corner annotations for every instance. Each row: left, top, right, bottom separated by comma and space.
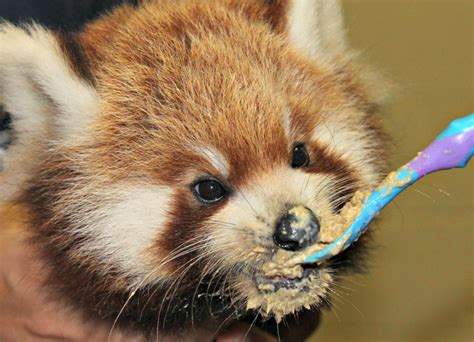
312, 0, 473, 341
0, 0, 471, 341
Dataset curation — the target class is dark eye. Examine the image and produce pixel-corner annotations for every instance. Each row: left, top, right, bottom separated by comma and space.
193, 179, 227, 203
291, 144, 310, 168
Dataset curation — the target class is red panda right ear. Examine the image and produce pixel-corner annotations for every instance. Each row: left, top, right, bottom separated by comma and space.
286, 0, 348, 62
260, 0, 349, 66
0, 23, 98, 203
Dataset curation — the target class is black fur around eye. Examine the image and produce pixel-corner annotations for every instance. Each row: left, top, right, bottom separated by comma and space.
291, 144, 310, 168
193, 178, 227, 203
0, 110, 13, 149
0, 110, 12, 132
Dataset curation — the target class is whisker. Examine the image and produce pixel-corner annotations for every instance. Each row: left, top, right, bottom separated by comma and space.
300, 172, 312, 196
419, 181, 453, 198
276, 321, 281, 342
242, 310, 261, 341
233, 186, 260, 217
321, 296, 341, 324
212, 303, 244, 338
107, 271, 156, 341
412, 188, 438, 204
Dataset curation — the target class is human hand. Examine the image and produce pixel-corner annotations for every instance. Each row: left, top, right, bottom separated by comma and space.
0, 224, 147, 341
0, 213, 276, 342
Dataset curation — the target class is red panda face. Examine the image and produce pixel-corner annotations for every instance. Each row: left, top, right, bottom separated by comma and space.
0, 0, 386, 337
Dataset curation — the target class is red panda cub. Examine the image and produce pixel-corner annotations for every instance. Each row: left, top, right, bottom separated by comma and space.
0, 0, 386, 339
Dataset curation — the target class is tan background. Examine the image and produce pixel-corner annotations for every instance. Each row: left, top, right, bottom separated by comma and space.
0, 1, 471, 341
311, 0, 473, 341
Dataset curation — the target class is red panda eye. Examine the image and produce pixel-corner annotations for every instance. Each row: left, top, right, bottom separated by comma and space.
193, 179, 227, 203
291, 144, 310, 168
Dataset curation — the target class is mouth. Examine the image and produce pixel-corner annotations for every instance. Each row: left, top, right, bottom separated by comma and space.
243, 262, 331, 322
254, 264, 319, 292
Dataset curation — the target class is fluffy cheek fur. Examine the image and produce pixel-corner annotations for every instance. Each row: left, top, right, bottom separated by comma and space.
26, 172, 175, 286
62, 184, 175, 288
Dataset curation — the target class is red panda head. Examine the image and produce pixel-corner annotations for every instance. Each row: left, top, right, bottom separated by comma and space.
0, 0, 386, 336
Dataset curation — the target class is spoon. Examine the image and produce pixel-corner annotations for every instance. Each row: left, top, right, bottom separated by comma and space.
304, 113, 474, 264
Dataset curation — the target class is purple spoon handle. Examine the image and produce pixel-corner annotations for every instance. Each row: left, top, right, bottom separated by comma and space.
407, 114, 474, 176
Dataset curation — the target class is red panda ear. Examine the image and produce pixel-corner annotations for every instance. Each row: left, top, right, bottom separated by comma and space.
287, 0, 347, 61
266, 0, 348, 64
0, 23, 98, 202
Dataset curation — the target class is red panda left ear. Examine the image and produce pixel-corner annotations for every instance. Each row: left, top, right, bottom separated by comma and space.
0, 23, 98, 202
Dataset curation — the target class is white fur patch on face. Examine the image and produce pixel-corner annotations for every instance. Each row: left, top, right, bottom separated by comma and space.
64, 184, 172, 288
194, 146, 229, 177
313, 112, 380, 187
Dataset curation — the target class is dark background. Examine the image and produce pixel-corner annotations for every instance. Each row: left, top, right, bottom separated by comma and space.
0, 0, 136, 31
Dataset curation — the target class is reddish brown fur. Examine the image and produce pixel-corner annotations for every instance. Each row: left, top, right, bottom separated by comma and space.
4, 0, 387, 338
73, 0, 383, 184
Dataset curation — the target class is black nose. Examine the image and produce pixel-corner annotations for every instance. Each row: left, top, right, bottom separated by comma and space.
273, 206, 320, 251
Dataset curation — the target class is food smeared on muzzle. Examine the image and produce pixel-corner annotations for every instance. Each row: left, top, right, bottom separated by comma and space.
243, 190, 371, 321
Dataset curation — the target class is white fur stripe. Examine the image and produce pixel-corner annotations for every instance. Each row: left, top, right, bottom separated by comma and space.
194, 146, 229, 177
